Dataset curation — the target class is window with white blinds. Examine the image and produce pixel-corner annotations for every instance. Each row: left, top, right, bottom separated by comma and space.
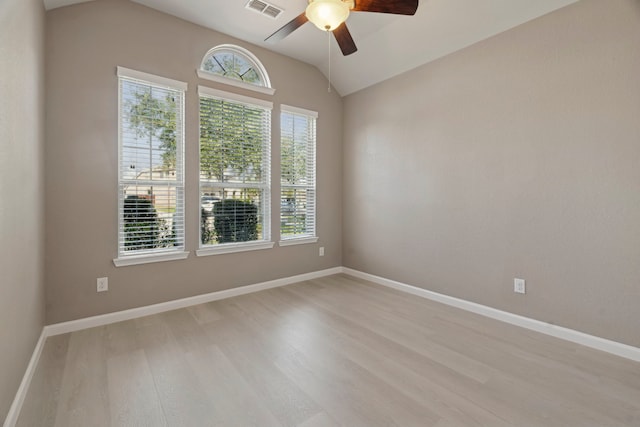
115, 67, 187, 265
280, 105, 317, 243
198, 86, 273, 254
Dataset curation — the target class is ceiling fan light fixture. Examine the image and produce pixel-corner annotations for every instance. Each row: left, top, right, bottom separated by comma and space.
305, 0, 350, 32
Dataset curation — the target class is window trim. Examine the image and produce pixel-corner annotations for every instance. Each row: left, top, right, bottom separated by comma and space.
196, 241, 275, 257
117, 66, 188, 91
113, 251, 189, 267
197, 44, 275, 96
280, 104, 318, 119
197, 70, 276, 96
278, 236, 319, 247
198, 85, 273, 255
279, 105, 318, 245
113, 67, 189, 267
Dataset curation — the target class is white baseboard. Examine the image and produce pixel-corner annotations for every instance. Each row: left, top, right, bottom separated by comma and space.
7, 265, 639, 427
4, 266, 341, 427
3, 330, 47, 427
342, 267, 640, 363
45, 267, 343, 337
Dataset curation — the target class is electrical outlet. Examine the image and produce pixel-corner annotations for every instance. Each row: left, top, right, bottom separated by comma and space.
514, 278, 526, 294
319, 246, 325, 256
97, 277, 108, 292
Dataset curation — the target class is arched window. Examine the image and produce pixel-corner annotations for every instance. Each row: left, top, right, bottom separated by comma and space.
197, 44, 274, 95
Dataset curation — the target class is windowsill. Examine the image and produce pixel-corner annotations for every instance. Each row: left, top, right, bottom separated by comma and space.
196, 241, 275, 256
196, 70, 276, 96
113, 250, 190, 267
279, 236, 319, 247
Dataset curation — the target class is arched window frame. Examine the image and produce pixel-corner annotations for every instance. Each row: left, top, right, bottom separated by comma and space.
197, 44, 275, 96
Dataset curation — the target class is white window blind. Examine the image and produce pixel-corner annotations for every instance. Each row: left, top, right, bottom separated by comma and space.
199, 86, 272, 249
117, 68, 186, 260
280, 106, 317, 241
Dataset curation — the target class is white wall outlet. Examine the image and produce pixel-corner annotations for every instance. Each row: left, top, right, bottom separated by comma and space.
97, 277, 108, 292
319, 246, 325, 256
514, 278, 526, 294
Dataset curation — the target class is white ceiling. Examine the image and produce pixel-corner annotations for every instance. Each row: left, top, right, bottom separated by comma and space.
44, 0, 578, 96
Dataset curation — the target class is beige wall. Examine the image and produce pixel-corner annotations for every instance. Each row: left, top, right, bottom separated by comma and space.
0, 0, 46, 420
45, 0, 342, 323
343, 0, 640, 347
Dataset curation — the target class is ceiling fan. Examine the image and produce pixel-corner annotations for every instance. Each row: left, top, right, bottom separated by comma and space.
265, 0, 419, 56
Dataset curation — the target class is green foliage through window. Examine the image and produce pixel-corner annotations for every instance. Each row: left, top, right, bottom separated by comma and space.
199, 91, 271, 247
211, 199, 258, 244
280, 109, 316, 240
117, 69, 185, 258
123, 196, 175, 251
126, 90, 178, 171
199, 98, 265, 183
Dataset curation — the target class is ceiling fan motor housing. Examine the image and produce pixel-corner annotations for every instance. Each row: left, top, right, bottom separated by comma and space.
306, 0, 353, 31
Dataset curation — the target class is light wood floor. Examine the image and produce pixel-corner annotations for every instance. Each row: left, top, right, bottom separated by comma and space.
16, 274, 640, 426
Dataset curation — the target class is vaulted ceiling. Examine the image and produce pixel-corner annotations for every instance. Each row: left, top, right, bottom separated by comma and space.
44, 0, 578, 95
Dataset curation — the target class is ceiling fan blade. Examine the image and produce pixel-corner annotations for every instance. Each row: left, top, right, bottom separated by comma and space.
352, 0, 419, 15
333, 23, 358, 56
265, 13, 308, 43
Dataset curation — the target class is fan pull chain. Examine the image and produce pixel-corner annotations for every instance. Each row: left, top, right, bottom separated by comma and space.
327, 30, 331, 93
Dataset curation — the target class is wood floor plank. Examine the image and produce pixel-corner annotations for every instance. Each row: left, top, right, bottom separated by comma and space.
184, 344, 282, 426
254, 289, 511, 427
52, 327, 110, 427
187, 301, 223, 325
104, 320, 141, 359
296, 411, 341, 427
106, 349, 166, 426
197, 305, 324, 427
428, 320, 640, 425
232, 291, 444, 426
283, 282, 497, 384
15, 334, 70, 427
138, 312, 222, 426
16, 274, 640, 426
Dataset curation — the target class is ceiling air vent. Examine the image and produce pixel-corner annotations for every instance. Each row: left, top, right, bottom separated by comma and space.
245, 0, 283, 19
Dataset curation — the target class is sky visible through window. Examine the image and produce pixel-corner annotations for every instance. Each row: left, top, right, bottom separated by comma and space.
202, 49, 263, 86
121, 80, 179, 182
